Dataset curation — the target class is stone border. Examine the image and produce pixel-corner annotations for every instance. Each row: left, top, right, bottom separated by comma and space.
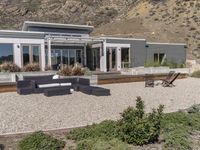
0, 125, 86, 137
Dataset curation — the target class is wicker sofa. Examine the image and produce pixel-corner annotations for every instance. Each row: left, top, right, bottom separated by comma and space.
17, 75, 110, 96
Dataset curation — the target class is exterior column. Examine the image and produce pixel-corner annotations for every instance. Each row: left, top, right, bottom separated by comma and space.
84, 44, 87, 67
116, 47, 121, 71
47, 38, 52, 67
41, 42, 45, 71
100, 40, 107, 72
109, 48, 112, 70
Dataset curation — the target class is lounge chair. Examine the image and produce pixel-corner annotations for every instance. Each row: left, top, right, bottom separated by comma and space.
161, 71, 175, 85
162, 72, 180, 87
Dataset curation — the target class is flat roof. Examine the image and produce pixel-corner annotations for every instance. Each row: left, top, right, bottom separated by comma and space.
0, 30, 44, 34
0, 30, 45, 39
99, 36, 146, 41
147, 42, 186, 46
22, 21, 94, 32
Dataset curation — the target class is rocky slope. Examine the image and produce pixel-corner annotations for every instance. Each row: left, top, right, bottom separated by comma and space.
0, 0, 200, 60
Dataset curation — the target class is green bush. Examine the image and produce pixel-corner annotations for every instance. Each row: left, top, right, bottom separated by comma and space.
161, 111, 200, 149
145, 61, 186, 68
163, 123, 192, 150
117, 97, 164, 145
18, 131, 65, 150
191, 70, 200, 78
67, 120, 117, 141
76, 138, 130, 150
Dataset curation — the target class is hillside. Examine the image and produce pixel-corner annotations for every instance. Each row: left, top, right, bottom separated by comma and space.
0, 0, 199, 61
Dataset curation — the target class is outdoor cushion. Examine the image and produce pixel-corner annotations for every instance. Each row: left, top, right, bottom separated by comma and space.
38, 83, 60, 88
78, 78, 90, 85
60, 83, 72, 86
52, 75, 60, 79
17, 80, 31, 88
59, 78, 78, 84
17, 87, 34, 95
44, 87, 71, 97
23, 75, 54, 81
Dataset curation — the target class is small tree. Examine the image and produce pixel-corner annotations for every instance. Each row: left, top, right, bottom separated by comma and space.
117, 97, 164, 145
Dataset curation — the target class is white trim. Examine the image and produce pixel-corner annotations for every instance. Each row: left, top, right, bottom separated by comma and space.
99, 37, 146, 41
147, 42, 186, 46
92, 43, 102, 48
106, 43, 131, 48
0, 30, 44, 34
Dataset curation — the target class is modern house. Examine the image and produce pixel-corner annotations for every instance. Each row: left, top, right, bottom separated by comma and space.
0, 21, 187, 72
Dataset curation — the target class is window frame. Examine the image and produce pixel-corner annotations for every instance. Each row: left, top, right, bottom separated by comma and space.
21, 44, 41, 67
154, 53, 166, 64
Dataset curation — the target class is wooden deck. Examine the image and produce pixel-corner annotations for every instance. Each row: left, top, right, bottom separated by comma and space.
0, 73, 188, 93
0, 83, 16, 93
97, 73, 188, 85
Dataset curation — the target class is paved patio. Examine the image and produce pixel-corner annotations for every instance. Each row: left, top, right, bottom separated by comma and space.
0, 77, 200, 134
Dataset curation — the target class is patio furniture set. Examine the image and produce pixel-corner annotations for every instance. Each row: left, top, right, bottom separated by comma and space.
145, 71, 181, 87
17, 75, 110, 97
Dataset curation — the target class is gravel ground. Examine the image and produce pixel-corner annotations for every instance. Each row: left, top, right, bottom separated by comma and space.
0, 77, 200, 134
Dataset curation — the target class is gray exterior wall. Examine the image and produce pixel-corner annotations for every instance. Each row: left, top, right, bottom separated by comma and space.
146, 43, 187, 64
106, 38, 186, 67
106, 38, 147, 67
27, 26, 91, 35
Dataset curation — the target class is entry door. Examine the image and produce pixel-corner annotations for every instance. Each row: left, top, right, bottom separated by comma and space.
106, 48, 117, 71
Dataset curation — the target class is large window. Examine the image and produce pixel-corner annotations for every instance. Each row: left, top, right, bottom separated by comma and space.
22, 46, 30, 65
32, 45, 40, 63
121, 48, 130, 68
51, 49, 83, 70
154, 53, 165, 64
0, 43, 13, 63
22, 44, 41, 66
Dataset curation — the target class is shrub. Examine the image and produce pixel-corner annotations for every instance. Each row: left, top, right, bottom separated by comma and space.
23, 63, 40, 72
161, 112, 195, 150
67, 120, 117, 141
187, 104, 200, 114
18, 131, 65, 150
145, 61, 186, 68
191, 70, 200, 78
0, 62, 21, 72
45, 65, 52, 71
76, 138, 130, 150
163, 123, 192, 150
58, 65, 72, 76
72, 64, 86, 76
117, 97, 164, 145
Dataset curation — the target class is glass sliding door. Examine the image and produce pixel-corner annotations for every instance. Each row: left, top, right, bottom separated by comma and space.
106, 48, 117, 71
22, 45, 30, 65
22, 44, 41, 67
121, 48, 130, 68
92, 48, 100, 71
69, 50, 75, 65
62, 49, 69, 65
50, 48, 83, 70
51, 49, 62, 70
32, 45, 40, 63
76, 50, 82, 64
